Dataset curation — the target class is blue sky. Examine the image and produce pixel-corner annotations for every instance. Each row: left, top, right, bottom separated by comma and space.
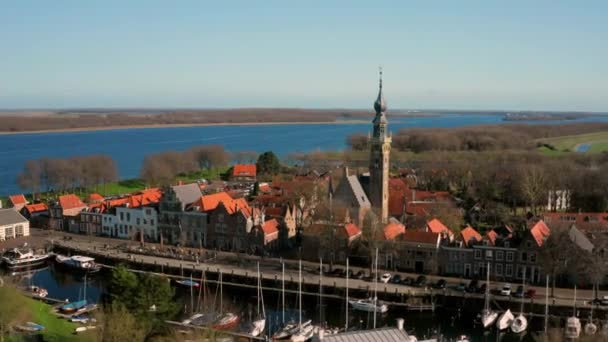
1, 1, 607, 111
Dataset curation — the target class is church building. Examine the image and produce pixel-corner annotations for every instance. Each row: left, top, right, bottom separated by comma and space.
334, 69, 391, 225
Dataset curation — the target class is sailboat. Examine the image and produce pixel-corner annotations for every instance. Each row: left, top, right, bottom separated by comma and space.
479, 262, 498, 328
584, 284, 598, 335
511, 268, 528, 334
564, 286, 581, 339
496, 309, 514, 330
290, 259, 314, 342
60, 274, 88, 313
349, 248, 388, 314
212, 271, 240, 331
249, 262, 266, 337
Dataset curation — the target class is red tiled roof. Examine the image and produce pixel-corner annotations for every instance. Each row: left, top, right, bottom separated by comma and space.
261, 219, 279, 235
426, 218, 452, 235
233, 164, 257, 177
542, 212, 608, 231
9, 194, 27, 205
87, 193, 105, 203
530, 220, 551, 247
24, 203, 48, 213
384, 222, 406, 240
344, 223, 362, 238
486, 230, 498, 245
402, 231, 439, 245
59, 194, 86, 210
196, 192, 234, 212
405, 202, 432, 217
460, 226, 482, 247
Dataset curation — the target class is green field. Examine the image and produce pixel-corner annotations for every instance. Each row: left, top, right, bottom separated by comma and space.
538, 131, 608, 155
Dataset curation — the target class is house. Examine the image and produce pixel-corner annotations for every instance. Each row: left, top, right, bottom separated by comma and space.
0, 209, 30, 241
459, 226, 482, 247
8, 194, 28, 211
396, 231, 441, 273
158, 183, 203, 244
425, 218, 454, 241
250, 218, 280, 253
543, 212, 608, 233
264, 204, 298, 247
231, 164, 257, 182
301, 222, 362, 263
49, 194, 87, 232
87, 193, 105, 204
102, 206, 158, 241
207, 197, 263, 251
383, 221, 406, 240
21, 203, 49, 219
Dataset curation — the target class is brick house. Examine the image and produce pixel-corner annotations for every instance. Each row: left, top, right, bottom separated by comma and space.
250, 218, 280, 253
207, 197, 263, 252
231, 164, 257, 182
49, 194, 87, 232
158, 183, 202, 244
395, 230, 441, 274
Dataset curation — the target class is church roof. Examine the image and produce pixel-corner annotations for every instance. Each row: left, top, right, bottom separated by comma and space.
346, 174, 371, 208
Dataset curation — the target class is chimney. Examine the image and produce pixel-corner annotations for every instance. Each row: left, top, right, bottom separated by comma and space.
396, 318, 405, 331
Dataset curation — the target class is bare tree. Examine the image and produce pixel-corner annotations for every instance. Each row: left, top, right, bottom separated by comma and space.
517, 165, 548, 215
17, 160, 42, 199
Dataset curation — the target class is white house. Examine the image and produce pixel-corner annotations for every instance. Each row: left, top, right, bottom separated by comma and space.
102, 206, 158, 241
547, 190, 571, 211
0, 209, 30, 241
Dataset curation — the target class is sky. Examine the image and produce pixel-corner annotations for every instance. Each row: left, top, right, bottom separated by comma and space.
1, 1, 607, 111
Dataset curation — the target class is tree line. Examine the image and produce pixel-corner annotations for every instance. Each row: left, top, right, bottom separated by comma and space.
17, 155, 118, 197
347, 122, 608, 152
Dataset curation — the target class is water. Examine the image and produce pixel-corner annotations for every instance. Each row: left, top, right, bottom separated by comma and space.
2, 114, 608, 195
2, 263, 548, 341
576, 143, 591, 152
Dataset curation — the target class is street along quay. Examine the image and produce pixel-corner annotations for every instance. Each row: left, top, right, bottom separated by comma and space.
45, 230, 607, 321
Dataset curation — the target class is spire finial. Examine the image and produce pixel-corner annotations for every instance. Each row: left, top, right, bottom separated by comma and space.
373, 66, 387, 114
379, 66, 383, 90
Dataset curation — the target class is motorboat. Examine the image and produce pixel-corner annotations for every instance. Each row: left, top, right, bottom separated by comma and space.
26, 285, 48, 298
212, 312, 240, 331
349, 298, 388, 313
496, 309, 514, 330
175, 279, 200, 288
565, 316, 581, 339
60, 299, 88, 313
2, 248, 50, 268
511, 314, 528, 334
55, 255, 101, 273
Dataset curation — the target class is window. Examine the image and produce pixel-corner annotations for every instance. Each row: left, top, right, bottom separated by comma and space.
530, 253, 537, 263
506, 252, 514, 262
136, 218, 140, 225
485, 250, 493, 260
506, 264, 513, 277
127, 213, 131, 221
146, 209, 152, 215
496, 251, 504, 261
520, 252, 528, 263
143, 219, 147, 224
496, 264, 503, 276
120, 212, 124, 221
150, 219, 154, 225
475, 250, 482, 260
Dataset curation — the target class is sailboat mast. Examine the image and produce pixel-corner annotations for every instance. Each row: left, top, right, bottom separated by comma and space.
545, 274, 549, 335
220, 270, 223, 316
319, 258, 323, 324
190, 273, 194, 315
373, 248, 378, 329
257, 262, 260, 317
520, 267, 526, 314
282, 262, 285, 324
345, 258, 349, 331
299, 259, 302, 328
485, 262, 490, 311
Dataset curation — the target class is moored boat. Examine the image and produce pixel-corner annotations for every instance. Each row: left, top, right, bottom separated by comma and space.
565, 316, 581, 339
26, 285, 48, 298
273, 320, 311, 340
212, 312, 240, 331
2, 248, 50, 268
496, 309, 514, 330
60, 299, 88, 313
511, 314, 528, 334
349, 298, 388, 313
175, 279, 200, 288
290, 323, 314, 342
16, 322, 45, 332
55, 255, 101, 273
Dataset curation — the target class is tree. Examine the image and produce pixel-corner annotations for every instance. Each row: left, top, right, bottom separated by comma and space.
517, 165, 549, 215
108, 265, 139, 309
256, 151, 281, 176
133, 273, 179, 323
96, 302, 149, 342
17, 160, 41, 198
346, 133, 368, 150
0, 284, 30, 341
539, 227, 578, 297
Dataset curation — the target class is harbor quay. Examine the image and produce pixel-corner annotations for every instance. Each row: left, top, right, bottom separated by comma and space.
41, 230, 606, 321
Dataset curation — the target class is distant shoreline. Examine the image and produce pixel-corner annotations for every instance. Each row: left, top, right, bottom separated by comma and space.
0, 120, 372, 135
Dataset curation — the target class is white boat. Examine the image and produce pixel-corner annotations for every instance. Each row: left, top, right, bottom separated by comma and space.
585, 321, 598, 335
16, 322, 45, 332
55, 255, 101, 273
601, 321, 608, 336
273, 320, 311, 340
181, 313, 204, 325
249, 318, 266, 337
2, 248, 50, 268
290, 323, 314, 342
511, 314, 528, 334
565, 316, 581, 339
349, 298, 389, 313
26, 285, 48, 298
455, 335, 470, 342
511, 268, 528, 334
496, 309, 514, 330
480, 262, 497, 328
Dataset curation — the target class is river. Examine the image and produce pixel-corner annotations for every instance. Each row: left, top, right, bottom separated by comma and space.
2, 114, 608, 196
1, 263, 557, 341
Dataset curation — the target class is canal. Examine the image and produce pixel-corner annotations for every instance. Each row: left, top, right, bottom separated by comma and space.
0, 261, 568, 341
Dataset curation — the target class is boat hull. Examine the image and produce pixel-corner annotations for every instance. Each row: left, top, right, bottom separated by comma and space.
496, 309, 514, 330
511, 314, 528, 334
212, 313, 240, 331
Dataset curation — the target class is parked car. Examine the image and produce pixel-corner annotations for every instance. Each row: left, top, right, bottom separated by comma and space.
455, 282, 467, 292
525, 289, 536, 299
401, 277, 414, 286
500, 283, 512, 296
592, 295, 608, 306
391, 274, 402, 284
477, 283, 487, 294
466, 279, 479, 293
414, 275, 427, 287
380, 273, 392, 284
330, 268, 345, 277
354, 270, 366, 280
602, 295, 608, 306
434, 279, 447, 289
513, 285, 525, 298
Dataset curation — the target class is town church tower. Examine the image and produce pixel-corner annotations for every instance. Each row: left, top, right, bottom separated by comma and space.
368, 68, 391, 223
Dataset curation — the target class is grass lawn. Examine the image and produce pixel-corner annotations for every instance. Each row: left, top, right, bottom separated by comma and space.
537, 131, 608, 154
8, 298, 95, 342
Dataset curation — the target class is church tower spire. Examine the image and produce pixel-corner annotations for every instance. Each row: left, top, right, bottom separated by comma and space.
368, 67, 391, 223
